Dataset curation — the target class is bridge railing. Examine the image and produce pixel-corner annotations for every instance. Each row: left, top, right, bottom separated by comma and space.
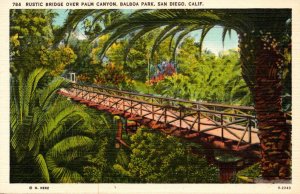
73, 83, 255, 114
64, 83, 258, 146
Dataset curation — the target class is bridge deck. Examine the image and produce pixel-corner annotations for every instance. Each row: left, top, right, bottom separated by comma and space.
58, 84, 260, 149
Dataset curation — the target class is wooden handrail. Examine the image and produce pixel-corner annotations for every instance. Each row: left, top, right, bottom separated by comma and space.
71, 83, 256, 115
70, 85, 256, 119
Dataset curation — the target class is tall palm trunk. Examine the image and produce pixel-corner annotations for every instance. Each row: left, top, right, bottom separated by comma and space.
241, 32, 291, 179
255, 39, 291, 179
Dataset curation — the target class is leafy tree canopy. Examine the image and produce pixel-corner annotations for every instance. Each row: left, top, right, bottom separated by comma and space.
10, 10, 76, 76
113, 127, 219, 183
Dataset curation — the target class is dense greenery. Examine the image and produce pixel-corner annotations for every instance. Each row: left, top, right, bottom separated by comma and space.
112, 128, 219, 183
10, 10, 77, 76
155, 38, 252, 105
69, 31, 252, 105
10, 69, 95, 183
81, 110, 119, 183
10, 68, 119, 183
56, 10, 256, 107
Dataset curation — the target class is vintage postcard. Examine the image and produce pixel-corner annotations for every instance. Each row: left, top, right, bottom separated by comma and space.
0, 0, 299, 193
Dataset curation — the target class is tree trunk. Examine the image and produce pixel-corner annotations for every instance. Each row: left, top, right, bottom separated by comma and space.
253, 35, 291, 179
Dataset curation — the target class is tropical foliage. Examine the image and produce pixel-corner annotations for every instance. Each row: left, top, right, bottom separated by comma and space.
10, 10, 77, 76
112, 127, 219, 183
82, 110, 115, 183
155, 39, 251, 105
10, 69, 94, 183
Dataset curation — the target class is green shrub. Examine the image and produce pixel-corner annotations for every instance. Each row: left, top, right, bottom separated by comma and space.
234, 163, 261, 183
114, 128, 219, 183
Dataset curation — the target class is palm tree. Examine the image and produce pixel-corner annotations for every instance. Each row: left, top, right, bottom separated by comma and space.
10, 68, 94, 183
58, 9, 291, 179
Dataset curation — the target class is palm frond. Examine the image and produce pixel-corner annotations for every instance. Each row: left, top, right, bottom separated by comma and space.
55, 9, 124, 45
90, 10, 120, 28
54, 9, 98, 44
35, 154, 51, 183
222, 27, 232, 47
42, 100, 90, 142
11, 115, 33, 162
46, 136, 94, 159
99, 114, 110, 128
10, 102, 18, 133
97, 24, 145, 60
45, 135, 94, 182
150, 25, 184, 62
38, 77, 67, 109
46, 119, 85, 149
123, 25, 161, 62
53, 167, 85, 183
10, 68, 96, 183
198, 26, 214, 57
13, 72, 24, 122
23, 68, 47, 117
172, 25, 200, 61
57, 9, 268, 71
45, 156, 85, 183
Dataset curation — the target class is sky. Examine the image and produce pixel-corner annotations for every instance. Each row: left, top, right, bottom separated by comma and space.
53, 10, 239, 55
53, 9, 69, 25
191, 27, 239, 55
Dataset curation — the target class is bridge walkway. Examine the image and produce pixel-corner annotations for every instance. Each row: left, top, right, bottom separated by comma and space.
58, 83, 260, 152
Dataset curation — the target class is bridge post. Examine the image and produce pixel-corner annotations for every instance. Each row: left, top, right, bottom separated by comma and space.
115, 117, 123, 149
152, 105, 154, 120
197, 111, 201, 132
122, 99, 124, 110
221, 114, 224, 140
164, 108, 167, 125
74, 88, 77, 97
179, 108, 182, 129
213, 106, 216, 121
248, 117, 252, 143
78, 89, 81, 98
74, 87, 77, 96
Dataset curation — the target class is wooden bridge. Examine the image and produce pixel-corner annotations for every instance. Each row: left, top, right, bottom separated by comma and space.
58, 83, 260, 154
